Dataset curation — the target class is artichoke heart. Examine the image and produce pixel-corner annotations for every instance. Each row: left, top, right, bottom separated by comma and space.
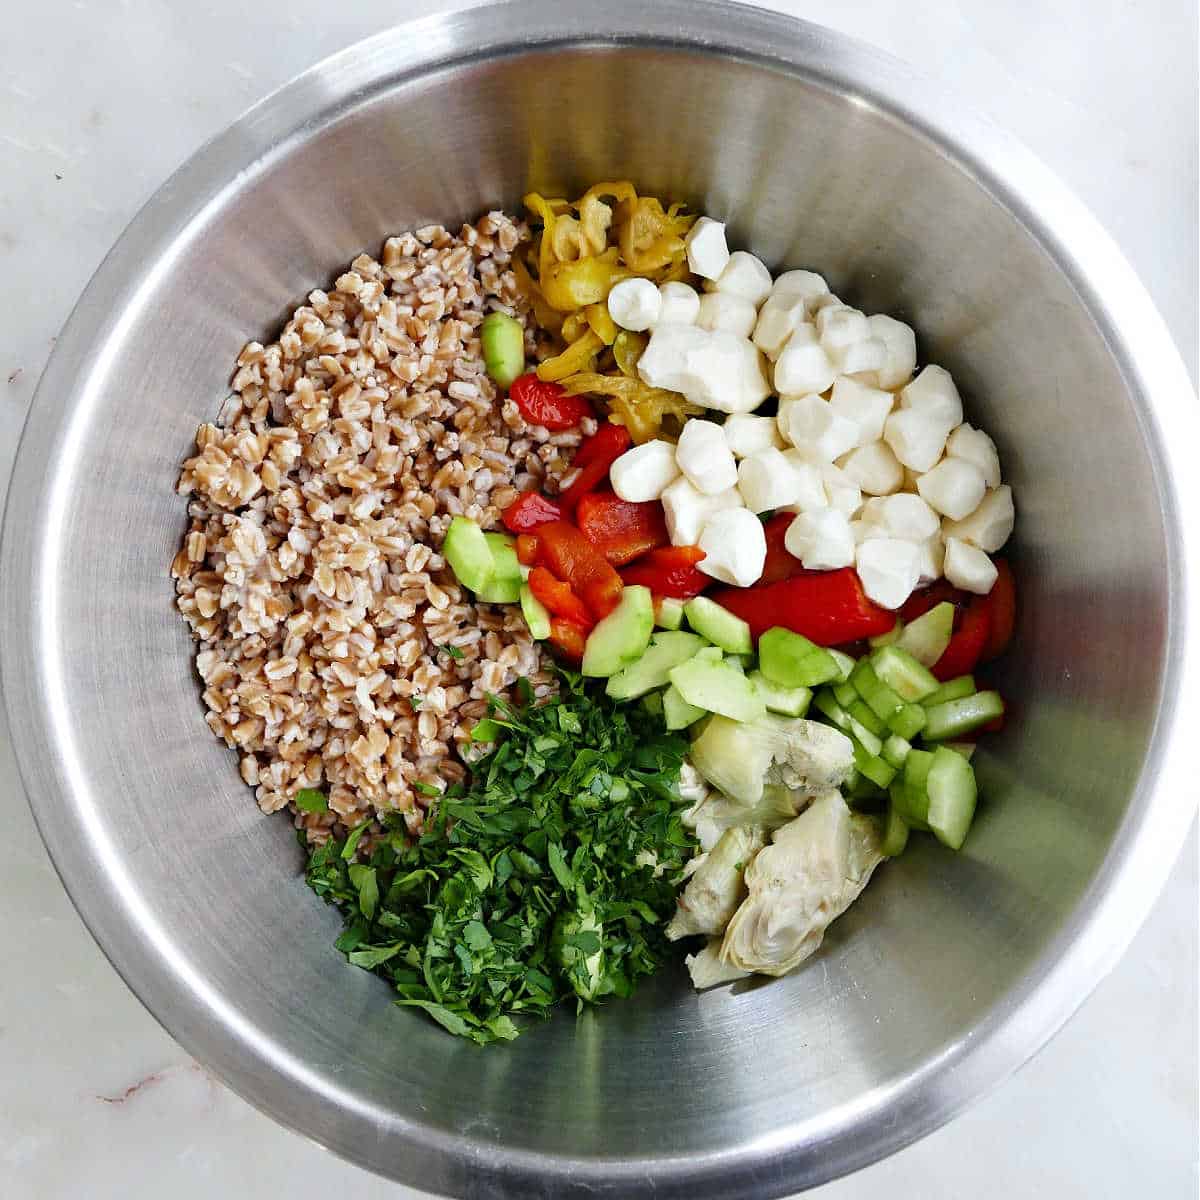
717, 791, 884, 978
667, 825, 766, 941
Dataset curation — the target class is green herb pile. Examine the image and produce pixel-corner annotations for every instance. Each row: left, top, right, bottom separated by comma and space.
303, 671, 695, 1044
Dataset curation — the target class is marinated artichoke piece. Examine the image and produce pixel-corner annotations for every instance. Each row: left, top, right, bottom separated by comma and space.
718, 791, 884, 977
667, 825, 767, 941
686, 939, 751, 990
690, 714, 854, 807
683, 784, 808, 852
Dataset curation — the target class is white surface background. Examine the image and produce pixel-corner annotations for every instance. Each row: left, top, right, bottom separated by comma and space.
1, 1, 1196, 1196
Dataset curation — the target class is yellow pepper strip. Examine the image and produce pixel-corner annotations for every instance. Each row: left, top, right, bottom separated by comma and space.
523, 192, 560, 278
579, 180, 639, 208
612, 331, 648, 376
577, 195, 614, 258
562, 311, 590, 344
616, 196, 684, 274
536, 331, 604, 382
560, 372, 703, 443
539, 249, 626, 312
585, 303, 619, 346
550, 213, 583, 262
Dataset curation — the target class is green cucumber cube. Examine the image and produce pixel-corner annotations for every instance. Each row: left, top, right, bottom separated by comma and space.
443, 516, 493, 594
923, 691, 1004, 741
655, 597, 686, 631
888, 701, 928, 740
581, 586, 654, 678
748, 670, 812, 717
605, 631, 705, 700
853, 741, 896, 789
881, 801, 910, 857
923, 675, 977, 707
475, 532, 523, 603
827, 648, 857, 682
759, 627, 841, 688
869, 619, 904, 649
850, 659, 905, 723
518, 582, 551, 641
896, 602, 955, 668
847, 698, 887, 738
662, 684, 706, 731
882, 734, 912, 770
641, 690, 664, 717
668, 656, 766, 724
926, 745, 978, 850
683, 596, 753, 655
871, 645, 940, 702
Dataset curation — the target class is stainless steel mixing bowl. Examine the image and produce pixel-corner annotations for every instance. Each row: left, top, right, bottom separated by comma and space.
2, 2, 1197, 1196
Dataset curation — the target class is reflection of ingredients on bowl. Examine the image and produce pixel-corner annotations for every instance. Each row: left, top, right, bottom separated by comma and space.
171, 181, 1016, 1044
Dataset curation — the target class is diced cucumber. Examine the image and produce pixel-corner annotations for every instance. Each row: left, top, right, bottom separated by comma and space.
832, 681, 858, 708
480, 311, 525, 389
900, 748, 935, 828
694, 645, 724, 664
869, 619, 904, 649
944, 741, 977, 761
749, 670, 812, 717
882, 734, 912, 770
759, 627, 841, 688
605, 631, 705, 700
476, 532, 522, 603
896, 602, 954, 668
655, 597, 686, 631
518, 583, 551, 640
846, 771, 884, 805
889, 780, 930, 833
926, 745, 978, 850
668, 656, 766, 724
853, 740, 897, 788
923, 675, 976, 707
684, 596, 753, 655
847, 698, 887, 738
849, 659, 904, 724
815, 692, 884, 758
881, 801, 910, 857
641, 689, 664, 717
724, 655, 746, 674
923, 691, 1004, 741
443, 516, 493, 594
581, 585, 654, 678
888, 701, 928, 741
663, 683, 706, 731
828, 649, 856, 683
871, 645, 940, 702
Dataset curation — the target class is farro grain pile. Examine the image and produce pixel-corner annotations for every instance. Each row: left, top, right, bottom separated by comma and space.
172, 212, 591, 845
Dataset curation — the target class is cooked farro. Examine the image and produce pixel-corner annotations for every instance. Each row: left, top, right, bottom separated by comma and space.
172, 211, 583, 847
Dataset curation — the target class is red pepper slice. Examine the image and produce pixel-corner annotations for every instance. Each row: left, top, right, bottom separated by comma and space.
759, 512, 807, 586
535, 521, 624, 620
981, 558, 1015, 662
710, 569, 895, 645
557, 424, 632, 514
515, 534, 540, 566
509, 373, 593, 431
575, 491, 669, 566
502, 490, 562, 534
931, 594, 991, 681
527, 567, 594, 631
547, 618, 588, 662
621, 545, 710, 600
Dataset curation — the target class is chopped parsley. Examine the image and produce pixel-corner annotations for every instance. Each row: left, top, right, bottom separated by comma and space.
294, 789, 328, 814
303, 670, 694, 1044
436, 643, 464, 661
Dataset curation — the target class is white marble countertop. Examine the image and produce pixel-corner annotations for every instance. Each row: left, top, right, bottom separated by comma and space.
1, 2, 1196, 1196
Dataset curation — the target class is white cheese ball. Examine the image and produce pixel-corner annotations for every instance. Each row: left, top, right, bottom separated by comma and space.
860, 493, 940, 541
685, 217, 730, 280
778, 394, 859, 463
661, 476, 743, 545
656, 282, 702, 326
708, 250, 773, 305
900, 364, 963, 428
946, 423, 1002, 489
737, 447, 805, 512
942, 484, 1015, 552
883, 407, 951, 473
779, 451, 831, 512
606, 277, 662, 332
838, 440, 904, 495
609, 439, 680, 503
867, 314, 917, 389
676, 419, 739, 494
830, 376, 895, 448
856, 538, 922, 610
723, 413, 784, 458
943, 537, 999, 594
697, 292, 758, 338
752, 293, 808, 359
917, 457, 987, 521
771, 269, 830, 315
773, 325, 836, 397
784, 508, 856, 571
697, 508, 767, 586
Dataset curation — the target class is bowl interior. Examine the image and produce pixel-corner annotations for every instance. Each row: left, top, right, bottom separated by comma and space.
5, 14, 1182, 1199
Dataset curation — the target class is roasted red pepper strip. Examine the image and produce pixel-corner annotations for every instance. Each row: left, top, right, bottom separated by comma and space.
527, 567, 594, 631
557, 424, 632, 513
710, 569, 895, 645
515, 534, 540, 566
981, 558, 1015, 661
575, 490, 669, 566
758, 512, 807, 586
547, 618, 587, 662
535, 521, 624, 619
509, 373, 593, 431
502, 490, 562, 534
931, 594, 991, 681
621, 544, 709, 600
